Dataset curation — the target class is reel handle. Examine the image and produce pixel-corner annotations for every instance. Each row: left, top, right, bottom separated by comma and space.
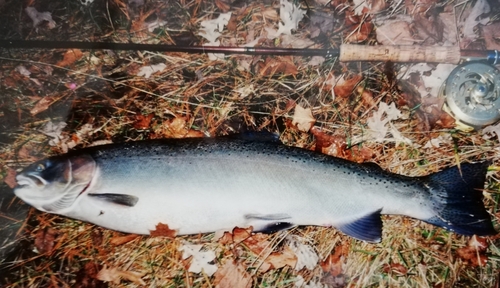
339, 44, 461, 64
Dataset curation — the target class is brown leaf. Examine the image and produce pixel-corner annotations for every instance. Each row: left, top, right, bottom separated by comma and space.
214, 261, 252, 288
149, 223, 177, 238
133, 113, 154, 130
232, 226, 252, 244
35, 227, 58, 254
382, 263, 408, 275
96, 266, 146, 285
74, 262, 106, 288
91, 229, 103, 247
311, 126, 346, 154
218, 231, 234, 245
259, 245, 297, 272
3, 167, 17, 189
226, 13, 238, 31
215, 0, 231, 12
357, 86, 376, 107
242, 233, 271, 255
345, 145, 374, 163
30, 96, 56, 115
334, 74, 362, 98
368, 0, 389, 13
110, 234, 140, 246
436, 110, 455, 129
259, 57, 298, 76
161, 117, 204, 138
456, 235, 489, 266
344, 12, 374, 43
18, 143, 39, 162
56, 49, 84, 67
320, 243, 349, 277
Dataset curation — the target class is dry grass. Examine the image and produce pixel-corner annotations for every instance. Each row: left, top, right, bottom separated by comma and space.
0, 0, 500, 287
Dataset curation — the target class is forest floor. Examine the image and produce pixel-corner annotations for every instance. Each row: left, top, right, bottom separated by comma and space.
1, 0, 500, 287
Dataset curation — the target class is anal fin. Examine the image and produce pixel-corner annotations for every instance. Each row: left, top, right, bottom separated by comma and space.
337, 209, 383, 243
88, 193, 139, 207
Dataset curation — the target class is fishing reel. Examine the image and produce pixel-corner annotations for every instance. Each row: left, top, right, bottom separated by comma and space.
439, 61, 500, 130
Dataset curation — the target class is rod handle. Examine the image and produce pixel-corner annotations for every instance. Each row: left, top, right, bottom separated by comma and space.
339, 44, 461, 64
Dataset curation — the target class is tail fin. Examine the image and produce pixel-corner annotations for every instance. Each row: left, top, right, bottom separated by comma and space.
424, 162, 496, 236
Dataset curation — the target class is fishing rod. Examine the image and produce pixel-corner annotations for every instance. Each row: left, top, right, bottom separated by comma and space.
2, 39, 500, 128
1, 39, 499, 65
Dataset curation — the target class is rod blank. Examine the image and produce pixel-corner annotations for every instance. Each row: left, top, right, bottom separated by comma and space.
0, 39, 498, 65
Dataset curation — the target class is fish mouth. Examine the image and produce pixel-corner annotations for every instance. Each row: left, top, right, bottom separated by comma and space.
15, 174, 46, 189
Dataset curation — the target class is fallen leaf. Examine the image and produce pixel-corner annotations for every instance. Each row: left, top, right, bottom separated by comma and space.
91, 229, 103, 247
232, 226, 253, 244
258, 57, 298, 76
3, 167, 17, 189
74, 262, 106, 288
179, 242, 218, 276
482, 122, 500, 142
292, 105, 315, 132
357, 86, 376, 107
367, 0, 389, 13
259, 245, 297, 272
273, 0, 306, 37
133, 113, 154, 130
226, 13, 238, 31
288, 236, 319, 270
482, 22, 500, 50
96, 266, 146, 285
376, 20, 414, 45
460, 0, 490, 46
383, 263, 408, 275
366, 102, 407, 143
15, 65, 31, 76
160, 117, 205, 138
30, 96, 56, 115
344, 11, 374, 43
436, 110, 455, 129
214, 261, 252, 288
136, 63, 166, 79
218, 231, 234, 245
56, 49, 83, 67
334, 74, 362, 98
34, 227, 58, 254
311, 126, 346, 154
25, 7, 56, 28
110, 234, 140, 246
149, 223, 177, 238
215, 0, 231, 12
456, 235, 489, 267
242, 233, 271, 255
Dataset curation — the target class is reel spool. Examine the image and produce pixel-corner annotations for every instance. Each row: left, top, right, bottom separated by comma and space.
439, 62, 500, 129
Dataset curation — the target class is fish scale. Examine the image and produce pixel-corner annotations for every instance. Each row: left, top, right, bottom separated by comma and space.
14, 135, 496, 242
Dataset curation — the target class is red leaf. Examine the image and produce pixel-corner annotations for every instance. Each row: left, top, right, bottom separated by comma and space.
133, 113, 154, 130
34, 227, 58, 254
149, 223, 177, 238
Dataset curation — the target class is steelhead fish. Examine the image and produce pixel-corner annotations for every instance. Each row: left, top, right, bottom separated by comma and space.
14, 135, 496, 242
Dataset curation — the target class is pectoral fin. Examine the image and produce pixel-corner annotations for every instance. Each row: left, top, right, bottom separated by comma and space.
337, 209, 383, 243
88, 193, 139, 207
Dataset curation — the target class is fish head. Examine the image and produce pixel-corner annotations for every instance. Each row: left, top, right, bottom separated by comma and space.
14, 154, 96, 212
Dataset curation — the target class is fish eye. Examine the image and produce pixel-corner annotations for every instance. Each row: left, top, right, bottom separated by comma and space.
36, 163, 45, 172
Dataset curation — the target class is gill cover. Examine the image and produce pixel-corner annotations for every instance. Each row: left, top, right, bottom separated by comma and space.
14, 154, 96, 213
